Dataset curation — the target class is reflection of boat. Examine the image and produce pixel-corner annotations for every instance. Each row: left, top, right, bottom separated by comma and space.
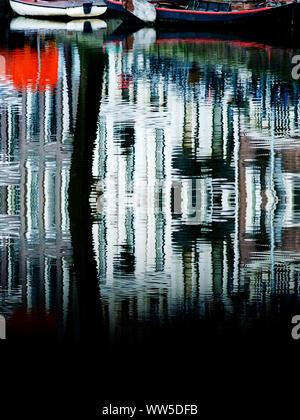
9, 0, 107, 18
104, 26, 277, 54
10, 16, 107, 32
104, 0, 296, 27
105, 26, 156, 50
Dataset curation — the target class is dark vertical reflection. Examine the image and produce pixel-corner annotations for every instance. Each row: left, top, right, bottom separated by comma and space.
67, 42, 105, 343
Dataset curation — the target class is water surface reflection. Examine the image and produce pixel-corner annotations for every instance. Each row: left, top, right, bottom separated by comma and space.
1, 19, 300, 343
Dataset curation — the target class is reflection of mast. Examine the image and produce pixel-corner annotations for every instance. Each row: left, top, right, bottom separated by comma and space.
234, 106, 240, 292
211, 101, 223, 297
67, 42, 105, 342
269, 112, 276, 292
36, 34, 41, 90
155, 128, 165, 273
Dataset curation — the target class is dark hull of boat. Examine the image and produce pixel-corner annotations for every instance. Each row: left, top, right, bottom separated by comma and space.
104, 0, 296, 27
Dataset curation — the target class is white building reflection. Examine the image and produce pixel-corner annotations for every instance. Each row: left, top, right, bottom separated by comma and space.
94, 35, 300, 336
0, 38, 80, 331
1, 30, 300, 339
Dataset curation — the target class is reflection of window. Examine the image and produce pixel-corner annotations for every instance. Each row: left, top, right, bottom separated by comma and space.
26, 257, 41, 309
8, 185, 20, 216
44, 91, 57, 143
245, 166, 261, 234
8, 242, 20, 287
9, 107, 20, 157
26, 92, 40, 143
26, 158, 40, 242
44, 160, 57, 240
97, 216, 107, 281
0, 186, 5, 213
293, 184, 300, 212
0, 112, 4, 147
0, 185, 20, 219
45, 257, 58, 311
114, 124, 135, 155
61, 165, 70, 238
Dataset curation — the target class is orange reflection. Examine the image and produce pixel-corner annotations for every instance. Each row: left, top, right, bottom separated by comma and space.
3, 42, 59, 92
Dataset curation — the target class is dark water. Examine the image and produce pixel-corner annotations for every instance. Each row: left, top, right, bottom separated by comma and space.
1, 16, 300, 348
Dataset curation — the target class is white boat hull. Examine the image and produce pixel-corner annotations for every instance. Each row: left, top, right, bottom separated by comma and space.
10, 16, 107, 31
9, 0, 107, 17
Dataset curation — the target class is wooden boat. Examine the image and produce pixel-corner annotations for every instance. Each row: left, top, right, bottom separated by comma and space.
103, 0, 296, 26
9, 0, 107, 18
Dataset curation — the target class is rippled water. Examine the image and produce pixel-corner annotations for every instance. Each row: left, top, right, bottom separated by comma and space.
1, 16, 300, 342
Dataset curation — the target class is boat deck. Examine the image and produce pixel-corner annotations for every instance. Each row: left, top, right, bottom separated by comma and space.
152, 0, 271, 11
10, 0, 106, 9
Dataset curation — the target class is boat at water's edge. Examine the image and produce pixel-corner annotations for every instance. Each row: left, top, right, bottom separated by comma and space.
9, 0, 107, 18
104, 0, 297, 27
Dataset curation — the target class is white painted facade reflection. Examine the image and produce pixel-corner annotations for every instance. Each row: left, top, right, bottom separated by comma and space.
1, 32, 300, 336
92, 38, 300, 333
0, 39, 79, 325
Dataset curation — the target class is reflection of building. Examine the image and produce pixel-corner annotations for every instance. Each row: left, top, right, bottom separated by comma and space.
0, 38, 80, 333
2, 30, 300, 339
95, 36, 300, 337
96, 38, 243, 334
238, 75, 300, 303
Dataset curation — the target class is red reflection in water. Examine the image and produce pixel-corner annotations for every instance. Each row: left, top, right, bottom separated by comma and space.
117, 73, 133, 89
0, 42, 59, 92
8, 308, 58, 341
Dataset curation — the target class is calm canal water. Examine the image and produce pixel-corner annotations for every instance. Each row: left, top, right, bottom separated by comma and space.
1, 16, 300, 345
